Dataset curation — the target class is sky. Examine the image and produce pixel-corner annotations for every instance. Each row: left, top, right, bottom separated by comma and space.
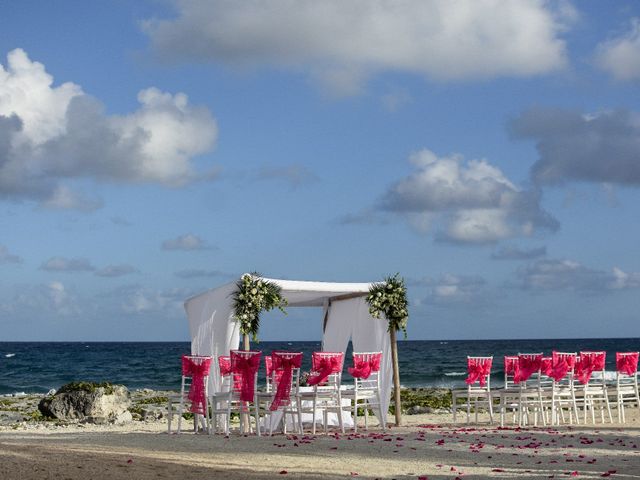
1, 0, 639, 342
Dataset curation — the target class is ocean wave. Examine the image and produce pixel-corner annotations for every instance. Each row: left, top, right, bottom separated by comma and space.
4, 353, 15, 358
444, 372, 466, 376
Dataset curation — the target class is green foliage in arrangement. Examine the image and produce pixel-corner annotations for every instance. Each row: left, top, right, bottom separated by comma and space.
57, 381, 115, 395
232, 272, 288, 341
366, 273, 409, 337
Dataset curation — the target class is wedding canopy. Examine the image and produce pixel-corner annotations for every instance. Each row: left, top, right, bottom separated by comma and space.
184, 276, 392, 424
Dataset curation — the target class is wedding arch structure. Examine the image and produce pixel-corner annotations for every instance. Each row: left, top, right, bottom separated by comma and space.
184, 276, 393, 424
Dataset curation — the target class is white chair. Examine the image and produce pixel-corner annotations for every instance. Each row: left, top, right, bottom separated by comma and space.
345, 351, 385, 432
515, 353, 546, 426
299, 351, 345, 434
208, 355, 232, 434
167, 355, 212, 434
498, 356, 520, 426
576, 351, 612, 424
615, 352, 639, 423
257, 351, 303, 435
453, 356, 493, 424
221, 350, 262, 436
549, 351, 580, 425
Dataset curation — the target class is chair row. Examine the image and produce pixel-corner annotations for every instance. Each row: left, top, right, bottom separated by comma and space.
453, 351, 639, 426
168, 350, 385, 436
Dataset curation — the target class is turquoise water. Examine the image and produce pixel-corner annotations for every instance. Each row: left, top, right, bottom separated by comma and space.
1, 339, 638, 394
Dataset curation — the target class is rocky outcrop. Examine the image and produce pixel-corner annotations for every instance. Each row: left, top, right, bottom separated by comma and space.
38, 383, 131, 424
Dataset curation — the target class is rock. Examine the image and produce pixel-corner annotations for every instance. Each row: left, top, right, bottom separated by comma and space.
38, 384, 131, 424
407, 405, 433, 415
0, 411, 25, 425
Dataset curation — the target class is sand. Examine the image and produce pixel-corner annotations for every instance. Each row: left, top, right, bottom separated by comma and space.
2, 411, 640, 479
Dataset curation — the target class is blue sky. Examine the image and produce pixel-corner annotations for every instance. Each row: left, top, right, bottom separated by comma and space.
1, 0, 639, 341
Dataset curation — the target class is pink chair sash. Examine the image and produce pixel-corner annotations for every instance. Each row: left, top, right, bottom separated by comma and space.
465, 357, 492, 387
514, 355, 542, 384
269, 352, 303, 411
307, 353, 343, 386
617, 352, 639, 376
348, 353, 382, 379
218, 355, 231, 376
549, 352, 575, 382
504, 356, 519, 376
231, 351, 262, 402
541, 357, 553, 376
265, 356, 273, 377
576, 352, 605, 385
182, 355, 212, 415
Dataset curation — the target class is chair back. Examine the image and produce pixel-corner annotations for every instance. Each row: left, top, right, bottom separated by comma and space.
504, 356, 518, 389
550, 351, 576, 385
230, 350, 262, 402
576, 351, 606, 386
616, 352, 639, 388
465, 356, 492, 390
515, 353, 543, 387
180, 355, 212, 415
308, 351, 344, 387
350, 351, 382, 392
269, 351, 303, 410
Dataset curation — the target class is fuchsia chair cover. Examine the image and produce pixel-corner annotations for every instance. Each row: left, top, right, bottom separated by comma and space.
269, 351, 303, 411
307, 352, 344, 386
465, 357, 492, 387
541, 357, 553, 376
230, 350, 262, 402
549, 351, 576, 382
504, 356, 518, 376
616, 352, 639, 376
575, 351, 606, 385
514, 354, 542, 384
218, 355, 232, 376
348, 352, 382, 379
181, 355, 212, 415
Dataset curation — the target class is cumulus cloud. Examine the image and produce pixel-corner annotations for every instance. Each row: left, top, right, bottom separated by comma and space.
162, 233, 211, 251
117, 286, 189, 314
6, 281, 80, 316
491, 245, 547, 261
39, 185, 103, 212
516, 259, 640, 292
0, 49, 218, 206
510, 108, 640, 185
595, 18, 640, 81
255, 164, 318, 189
40, 256, 95, 272
414, 273, 487, 305
143, 0, 569, 95
0, 245, 22, 264
95, 264, 138, 278
377, 149, 559, 243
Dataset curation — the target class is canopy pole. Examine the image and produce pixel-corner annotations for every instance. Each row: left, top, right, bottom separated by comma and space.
243, 334, 250, 351
390, 328, 402, 426
241, 334, 251, 433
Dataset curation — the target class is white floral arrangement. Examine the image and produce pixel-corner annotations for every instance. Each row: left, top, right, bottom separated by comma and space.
232, 273, 288, 340
366, 273, 409, 337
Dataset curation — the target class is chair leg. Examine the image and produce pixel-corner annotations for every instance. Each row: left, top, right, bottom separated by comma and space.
353, 399, 358, 433
488, 394, 494, 424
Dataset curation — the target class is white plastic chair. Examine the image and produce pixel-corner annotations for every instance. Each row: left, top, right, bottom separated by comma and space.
549, 351, 580, 425
167, 355, 212, 434
222, 350, 262, 436
615, 352, 639, 423
346, 351, 385, 432
576, 351, 612, 424
452, 356, 494, 424
299, 351, 345, 434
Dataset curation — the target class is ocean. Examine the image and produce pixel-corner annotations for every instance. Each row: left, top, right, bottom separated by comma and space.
1, 338, 639, 395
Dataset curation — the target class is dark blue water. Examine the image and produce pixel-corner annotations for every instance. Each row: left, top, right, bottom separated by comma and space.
1, 339, 638, 394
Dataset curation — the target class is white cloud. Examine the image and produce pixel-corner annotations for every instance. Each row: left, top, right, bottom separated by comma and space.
161, 233, 211, 251
516, 259, 640, 292
378, 149, 558, 243
95, 264, 138, 278
5, 281, 80, 316
174, 269, 232, 279
414, 273, 487, 305
510, 108, 640, 185
0, 245, 22, 264
39, 185, 103, 212
119, 286, 187, 314
143, 0, 569, 94
491, 245, 547, 261
0, 49, 218, 206
40, 256, 95, 272
595, 18, 640, 81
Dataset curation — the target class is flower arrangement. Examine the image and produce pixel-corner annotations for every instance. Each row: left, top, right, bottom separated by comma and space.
366, 273, 409, 337
232, 273, 288, 341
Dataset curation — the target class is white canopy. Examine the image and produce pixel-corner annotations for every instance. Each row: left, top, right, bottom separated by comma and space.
184, 276, 392, 425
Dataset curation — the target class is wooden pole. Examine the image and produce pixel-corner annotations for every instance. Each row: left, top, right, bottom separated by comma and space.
390, 328, 402, 426
243, 334, 250, 351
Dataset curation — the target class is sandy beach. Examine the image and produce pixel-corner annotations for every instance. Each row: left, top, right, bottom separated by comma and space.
2, 409, 640, 479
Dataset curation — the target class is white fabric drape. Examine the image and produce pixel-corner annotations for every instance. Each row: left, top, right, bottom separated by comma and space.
323, 296, 391, 426
185, 282, 240, 393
